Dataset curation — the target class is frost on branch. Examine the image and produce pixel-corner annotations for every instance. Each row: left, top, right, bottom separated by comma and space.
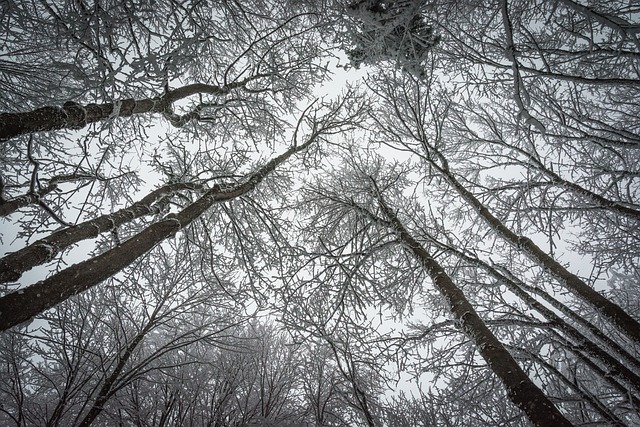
345, 0, 440, 78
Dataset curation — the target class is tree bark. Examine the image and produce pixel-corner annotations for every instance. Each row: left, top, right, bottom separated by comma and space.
0, 183, 57, 217
0, 182, 202, 284
0, 138, 313, 331
375, 193, 574, 427
432, 153, 640, 344
0, 77, 264, 142
452, 249, 640, 394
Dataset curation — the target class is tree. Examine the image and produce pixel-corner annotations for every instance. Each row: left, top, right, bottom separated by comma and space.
0, 239, 249, 426
284, 153, 572, 425
0, 253, 378, 426
0, 92, 365, 331
2, 1, 640, 426
0, 0, 329, 241
344, 0, 440, 76
303, 0, 638, 421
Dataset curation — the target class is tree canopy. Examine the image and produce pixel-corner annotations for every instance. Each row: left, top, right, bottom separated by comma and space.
1, 1, 639, 426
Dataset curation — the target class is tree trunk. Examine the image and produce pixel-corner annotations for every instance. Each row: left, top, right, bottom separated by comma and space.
0, 183, 57, 217
0, 77, 262, 142
432, 154, 640, 344
0, 138, 313, 331
0, 182, 202, 284
375, 194, 574, 427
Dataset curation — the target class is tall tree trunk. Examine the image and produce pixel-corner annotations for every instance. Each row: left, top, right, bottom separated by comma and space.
0, 182, 203, 284
76, 311, 159, 427
430, 151, 640, 344
374, 192, 574, 427
0, 138, 313, 331
450, 248, 640, 394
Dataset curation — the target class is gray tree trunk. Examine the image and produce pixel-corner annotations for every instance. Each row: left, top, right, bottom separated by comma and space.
375, 193, 574, 427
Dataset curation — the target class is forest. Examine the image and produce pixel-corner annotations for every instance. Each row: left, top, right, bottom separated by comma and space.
0, 0, 639, 426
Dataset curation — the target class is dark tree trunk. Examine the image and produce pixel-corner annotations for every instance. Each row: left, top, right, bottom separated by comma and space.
433, 155, 640, 344
375, 195, 574, 427
0, 182, 203, 284
0, 138, 313, 331
0, 77, 262, 142
0, 183, 57, 217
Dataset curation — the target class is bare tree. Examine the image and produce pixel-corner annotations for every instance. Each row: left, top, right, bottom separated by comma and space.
363, 67, 640, 344
0, 94, 366, 332
2, 1, 639, 425
0, 239, 250, 426
288, 155, 572, 426
0, 0, 331, 247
